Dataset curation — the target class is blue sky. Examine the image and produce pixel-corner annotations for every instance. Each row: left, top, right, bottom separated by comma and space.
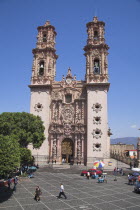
0, 0, 140, 138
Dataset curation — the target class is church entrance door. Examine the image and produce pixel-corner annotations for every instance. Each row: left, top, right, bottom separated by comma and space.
61, 139, 73, 163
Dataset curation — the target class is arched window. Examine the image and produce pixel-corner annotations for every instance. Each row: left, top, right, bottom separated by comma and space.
94, 31, 98, 40
94, 59, 100, 74
43, 34, 47, 42
39, 61, 44, 76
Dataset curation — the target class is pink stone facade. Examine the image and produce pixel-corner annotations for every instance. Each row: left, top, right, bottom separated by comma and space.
29, 17, 111, 165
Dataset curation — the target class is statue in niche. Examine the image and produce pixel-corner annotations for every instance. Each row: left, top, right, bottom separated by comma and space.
53, 109, 58, 122
64, 123, 72, 136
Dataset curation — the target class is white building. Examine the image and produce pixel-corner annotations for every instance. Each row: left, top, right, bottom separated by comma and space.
29, 17, 111, 165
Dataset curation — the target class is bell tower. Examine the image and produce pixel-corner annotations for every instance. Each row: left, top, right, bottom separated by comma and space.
29, 21, 58, 165
31, 21, 58, 85
84, 17, 110, 164
84, 16, 109, 83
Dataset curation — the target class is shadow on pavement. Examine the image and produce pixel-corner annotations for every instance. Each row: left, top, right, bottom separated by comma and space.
0, 186, 13, 203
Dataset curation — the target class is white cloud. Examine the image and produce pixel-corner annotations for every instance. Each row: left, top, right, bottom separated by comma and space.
131, 125, 137, 128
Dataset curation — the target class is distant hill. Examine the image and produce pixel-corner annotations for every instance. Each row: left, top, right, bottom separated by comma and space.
111, 137, 139, 149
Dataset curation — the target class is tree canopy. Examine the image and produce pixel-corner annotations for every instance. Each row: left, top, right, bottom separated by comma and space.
20, 148, 33, 165
0, 135, 20, 176
0, 112, 45, 148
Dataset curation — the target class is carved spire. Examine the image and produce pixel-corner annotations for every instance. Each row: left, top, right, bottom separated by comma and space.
31, 21, 58, 85
84, 17, 109, 83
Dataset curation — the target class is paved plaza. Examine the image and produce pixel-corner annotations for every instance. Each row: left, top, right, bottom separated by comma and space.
0, 167, 140, 210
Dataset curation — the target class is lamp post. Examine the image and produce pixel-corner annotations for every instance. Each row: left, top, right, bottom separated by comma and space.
137, 131, 140, 168
114, 151, 117, 181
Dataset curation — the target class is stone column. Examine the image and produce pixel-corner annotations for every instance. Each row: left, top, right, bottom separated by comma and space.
81, 101, 84, 123
81, 134, 84, 159
50, 135, 53, 157
77, 136, 81, 161
75, 135, 77, 160
90, 53, 93, 74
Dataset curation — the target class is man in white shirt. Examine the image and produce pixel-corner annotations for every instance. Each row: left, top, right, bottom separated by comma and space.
87, 171, 90, 179
58, 183, 67, 199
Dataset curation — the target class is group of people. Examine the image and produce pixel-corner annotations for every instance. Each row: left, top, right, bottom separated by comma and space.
7, 176, 18, 191
128, 174, 140, 185
34, 183, 67, 202
113, 167, 124, 175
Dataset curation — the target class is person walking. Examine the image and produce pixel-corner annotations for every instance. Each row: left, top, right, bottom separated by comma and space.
34, 186, 42, 201
13, 176, 18, 191
58, 183, 67, 199
87, 171, 90, 179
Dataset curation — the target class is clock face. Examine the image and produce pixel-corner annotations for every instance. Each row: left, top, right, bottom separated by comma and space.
66, 78, 72, 84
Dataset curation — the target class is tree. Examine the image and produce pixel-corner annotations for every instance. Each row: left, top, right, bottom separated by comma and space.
0, 112, 45, 148
0, 135, 20, 176
20, 148, 33, 165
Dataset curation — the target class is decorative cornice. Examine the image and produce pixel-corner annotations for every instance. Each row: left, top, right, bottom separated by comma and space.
28, 84, 52, 89
84, 44, 109, 52
85, 82, 110, 89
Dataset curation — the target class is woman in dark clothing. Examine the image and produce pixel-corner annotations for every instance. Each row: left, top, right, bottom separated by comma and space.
34, 186, 42, 201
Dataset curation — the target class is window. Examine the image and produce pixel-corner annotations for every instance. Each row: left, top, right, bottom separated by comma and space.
43, 34, 47, 42
94, 59, 100, 74
65, 94, 72, 103
95, 129, 100, 135
95, 117, 100, 122
94, 31, 98, 40
95, 143, 101, 149
39, 61, 44, 76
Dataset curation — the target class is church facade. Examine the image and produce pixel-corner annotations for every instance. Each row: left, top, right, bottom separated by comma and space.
29, 17, 111, 165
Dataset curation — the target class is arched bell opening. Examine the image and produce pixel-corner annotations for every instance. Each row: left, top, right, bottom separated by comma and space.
61, 138, 74, 164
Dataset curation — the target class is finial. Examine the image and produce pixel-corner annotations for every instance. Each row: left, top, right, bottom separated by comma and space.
68, 67, 71, 74
93, 16, 98, 23
44, 20, 50, 26
66, 67, 73, 78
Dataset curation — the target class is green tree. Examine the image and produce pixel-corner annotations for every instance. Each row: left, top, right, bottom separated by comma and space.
0, 135, 20, 176
0, 112, 45, 148
20, 148, 33, 165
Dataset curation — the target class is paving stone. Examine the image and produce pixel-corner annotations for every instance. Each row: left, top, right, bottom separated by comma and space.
44, 200, 70, 210
110, 200, 135, 208
0, 206, 22, 210
1, 167, 140, 209
95, 202, 122, 209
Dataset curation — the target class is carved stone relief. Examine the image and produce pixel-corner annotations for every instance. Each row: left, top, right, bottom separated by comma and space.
34, 103, 43, 112
92, 128, 102, 139
63, 123, 72, 136
61, 106, 74, 124
93, 116, 101, 125
92, 103, 102, 113
52, 139, 57, 157
93, 143, 101, 151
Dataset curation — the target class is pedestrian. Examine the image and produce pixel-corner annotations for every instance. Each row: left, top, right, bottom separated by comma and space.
13, 176, 18, 191
34, 186, 42, 201
52, 160, 53, 164
55, 160, 56, 164
8, 177, 11, 189
87, 171, 90, 179
114, 167, 117, 175
58, 183, 67, 199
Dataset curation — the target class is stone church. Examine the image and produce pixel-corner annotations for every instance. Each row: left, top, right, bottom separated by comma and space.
29, 17, 111, 166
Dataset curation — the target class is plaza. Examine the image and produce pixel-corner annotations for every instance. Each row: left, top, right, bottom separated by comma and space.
0, 166, 140, 210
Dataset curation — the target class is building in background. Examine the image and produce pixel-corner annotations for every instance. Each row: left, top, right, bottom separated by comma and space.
28, 17, 110, 165
110, 143, 135, 157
